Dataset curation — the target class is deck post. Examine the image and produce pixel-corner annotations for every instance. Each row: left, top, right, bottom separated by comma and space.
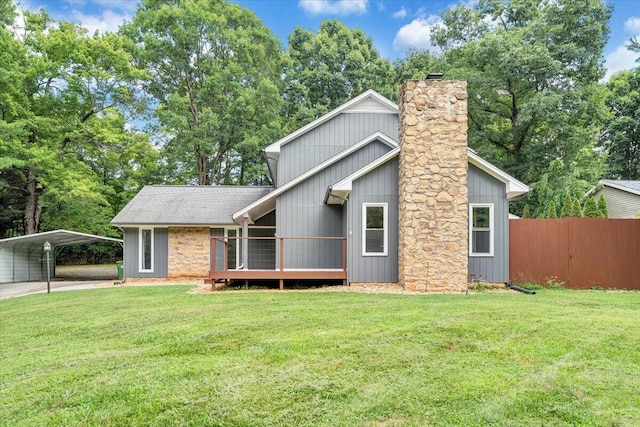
279, 238, 284, 290
210, 238, 216, 291
342, 238, 347, 286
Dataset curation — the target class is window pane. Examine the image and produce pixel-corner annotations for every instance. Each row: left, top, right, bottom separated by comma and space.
142, 229, 152, 270
473, 207, 490, 228
366, 206, 384, 228
473, 230, 490, 253
366, 229, 384, 253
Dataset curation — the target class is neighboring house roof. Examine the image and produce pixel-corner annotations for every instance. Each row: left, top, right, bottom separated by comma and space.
234, 131, 398, 223
0, 230, 122, 250
599, 180, 640, 196
111, 186, 273, 226
326, 147, 529, 203
264, 90, 398, 184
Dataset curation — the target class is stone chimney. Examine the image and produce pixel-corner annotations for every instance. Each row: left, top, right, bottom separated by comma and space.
397, 79, 468, 292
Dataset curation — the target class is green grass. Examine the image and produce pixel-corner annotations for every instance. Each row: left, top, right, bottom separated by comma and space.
1, 287, 639, 426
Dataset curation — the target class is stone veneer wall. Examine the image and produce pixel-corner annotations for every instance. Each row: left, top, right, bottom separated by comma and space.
397, 79, 469, 292
167, 227, 210, 278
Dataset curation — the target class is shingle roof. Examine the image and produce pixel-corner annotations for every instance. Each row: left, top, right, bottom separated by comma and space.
111, 186, 274, 225
600, 180, 640, 196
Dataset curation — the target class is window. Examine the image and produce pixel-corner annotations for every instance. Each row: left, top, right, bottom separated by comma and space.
139, 228, 154, 272
362, 203, 388, 256
469, 204, 493, 256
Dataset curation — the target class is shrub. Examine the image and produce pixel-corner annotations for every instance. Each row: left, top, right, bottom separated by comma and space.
547, 200, 558, 218
560, 194, 573, 217
571, 197, 583, 217
583, 196, 599, 217
597, 194, 608, 217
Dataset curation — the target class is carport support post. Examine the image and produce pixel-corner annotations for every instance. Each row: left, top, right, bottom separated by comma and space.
44, 241, 51, 294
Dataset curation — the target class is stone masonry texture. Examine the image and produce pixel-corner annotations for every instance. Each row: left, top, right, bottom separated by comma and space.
397, 79, 469, 292
168, 227, 210, 278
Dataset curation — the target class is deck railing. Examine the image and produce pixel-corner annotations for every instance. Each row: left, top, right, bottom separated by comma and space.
209, 236, 347, 289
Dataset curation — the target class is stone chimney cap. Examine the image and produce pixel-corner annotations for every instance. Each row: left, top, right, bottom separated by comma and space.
426, 73, 444, 80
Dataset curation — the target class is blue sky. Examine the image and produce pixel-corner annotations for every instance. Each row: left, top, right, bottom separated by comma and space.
14, 0, 640, 79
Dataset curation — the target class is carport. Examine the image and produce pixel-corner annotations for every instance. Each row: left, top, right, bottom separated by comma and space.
0, 230, 122, 283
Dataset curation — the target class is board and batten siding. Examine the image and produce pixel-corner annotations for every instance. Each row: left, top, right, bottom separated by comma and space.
278, 113, 398, 185
277, 139, 393, 269
597, 186, 640, 218
467, 164, 509, 283
123, 227, 168, 278
347, 158, 399, 283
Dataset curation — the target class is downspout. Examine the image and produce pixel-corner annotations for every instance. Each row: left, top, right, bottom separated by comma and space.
118, 226, 126, 282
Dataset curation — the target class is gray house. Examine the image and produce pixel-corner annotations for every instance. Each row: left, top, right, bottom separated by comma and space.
111, 79, 529, 292
591, 180, 640, 219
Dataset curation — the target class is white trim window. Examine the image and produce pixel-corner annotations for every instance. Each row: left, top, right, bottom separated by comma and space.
362, 203, 388, 256
139, 228, 154, 272
469, 204, 494, 257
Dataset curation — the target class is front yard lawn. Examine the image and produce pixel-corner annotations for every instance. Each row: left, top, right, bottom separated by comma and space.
1, 287, 639, 426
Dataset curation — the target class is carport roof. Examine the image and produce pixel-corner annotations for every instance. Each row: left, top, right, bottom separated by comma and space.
0, 230, 122, 250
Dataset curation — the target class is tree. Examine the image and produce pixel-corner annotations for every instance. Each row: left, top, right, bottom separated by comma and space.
583, 196, 599, 217
122, 0, 283, 186
571, 197, 583, 217
547, 200, 558, 218
560, 194, 573, 218
522, 204, 532, 218
0, 5, 153, 237
599, 68, 640, 179
431, 0, 611, 185
521, 157, 603, 219
394, 49, 444, 86
597, 194, 608, 217
283, 20, 395, 131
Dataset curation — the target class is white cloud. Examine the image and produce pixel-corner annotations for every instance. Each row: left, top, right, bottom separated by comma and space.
375, 1, 384, 11
393, 7, 407, 19
72, 9, 130, 34
602, 16, 640, 80
298, 0, 368, 15
625, 16, 640, 33
393, 16, 441, 53
604, 45, 640, 80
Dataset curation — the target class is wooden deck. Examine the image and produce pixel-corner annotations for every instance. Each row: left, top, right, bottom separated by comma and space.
208, 236, 347, 290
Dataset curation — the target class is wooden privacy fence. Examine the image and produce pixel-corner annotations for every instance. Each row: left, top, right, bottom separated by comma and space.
510, 218, 640, 290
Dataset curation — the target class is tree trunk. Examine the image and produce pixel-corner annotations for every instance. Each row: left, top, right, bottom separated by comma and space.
23, 165, 41, 235
197, 155, 207, 185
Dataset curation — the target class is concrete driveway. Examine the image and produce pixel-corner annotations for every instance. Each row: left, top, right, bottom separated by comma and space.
0, 280, 112, 300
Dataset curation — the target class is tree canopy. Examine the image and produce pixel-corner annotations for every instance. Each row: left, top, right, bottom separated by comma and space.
430, 0, 612, 215
599, 67, 640, 180
2, 0, 636, 256
0, 5, 155, 238
121, 0, 284, 186
282, 19, 395, 131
